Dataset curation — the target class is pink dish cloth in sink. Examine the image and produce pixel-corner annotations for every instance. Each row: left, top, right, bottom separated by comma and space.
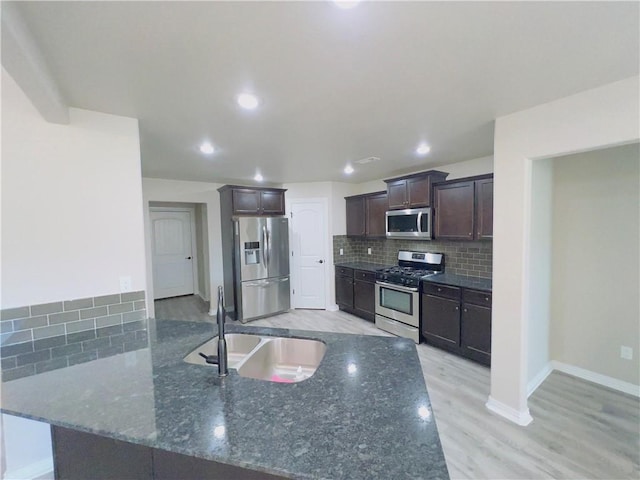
270, 374, 294, 383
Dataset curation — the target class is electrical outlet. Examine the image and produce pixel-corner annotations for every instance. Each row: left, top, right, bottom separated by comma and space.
119, 276, 132, 293
340, 248, 344, 255
620, 346, 633, 360
367, 247, 372, 255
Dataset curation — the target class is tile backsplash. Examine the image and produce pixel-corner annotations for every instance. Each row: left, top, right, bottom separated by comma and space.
1, 291, 148, 381
333, 236, 492, 279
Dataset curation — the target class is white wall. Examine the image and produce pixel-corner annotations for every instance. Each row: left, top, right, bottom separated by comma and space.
550, 144, 639, 386
490, 76, 639, 425
142, 178, 224, 317
527, 158, 553, 392
1, 68, 146, 308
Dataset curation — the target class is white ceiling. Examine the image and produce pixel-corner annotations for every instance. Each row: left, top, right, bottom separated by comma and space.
9, 1, 640, 185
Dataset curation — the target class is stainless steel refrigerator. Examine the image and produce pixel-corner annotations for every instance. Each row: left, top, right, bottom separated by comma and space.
233, 216, 290, 323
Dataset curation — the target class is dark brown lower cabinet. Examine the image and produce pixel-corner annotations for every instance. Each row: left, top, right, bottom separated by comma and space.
335, 267, 375, 322
52, 426, 283, 480
421, 282, 491, 366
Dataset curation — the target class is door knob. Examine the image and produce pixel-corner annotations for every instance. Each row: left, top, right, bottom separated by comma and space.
318, 260, 324, 264
186, 256, 192, 260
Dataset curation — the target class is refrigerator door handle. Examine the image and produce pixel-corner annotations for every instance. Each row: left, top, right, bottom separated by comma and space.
261, 225, 268, 269
266, 228, 271, 267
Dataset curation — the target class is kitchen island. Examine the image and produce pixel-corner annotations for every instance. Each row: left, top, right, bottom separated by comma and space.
1, 318, 448, 479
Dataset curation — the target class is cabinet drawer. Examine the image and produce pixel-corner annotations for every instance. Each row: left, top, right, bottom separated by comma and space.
422, 282, 461, 300
354, 270, 375, 283
462, 289, 492, 307
336, 266, 354, 277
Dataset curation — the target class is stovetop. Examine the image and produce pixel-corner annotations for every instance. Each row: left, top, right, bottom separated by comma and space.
375, 250, 444, 289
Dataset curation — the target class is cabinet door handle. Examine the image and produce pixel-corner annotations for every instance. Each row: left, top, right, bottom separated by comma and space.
463, 308, 468, 312
468, 232, 472, 236
437, 288, 442, 292
455, 306, 459, 310
485, 297, 489, 301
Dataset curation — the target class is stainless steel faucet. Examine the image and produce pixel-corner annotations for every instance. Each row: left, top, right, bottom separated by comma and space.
198, 286, 228, 377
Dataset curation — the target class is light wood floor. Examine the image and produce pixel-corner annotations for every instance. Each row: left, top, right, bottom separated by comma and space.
155, 296, 640, 480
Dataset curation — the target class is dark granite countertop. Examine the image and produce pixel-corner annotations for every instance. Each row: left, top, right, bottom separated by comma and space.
334, 261, 391, 272
1, 319, 448, 480
422, 273, 492, 292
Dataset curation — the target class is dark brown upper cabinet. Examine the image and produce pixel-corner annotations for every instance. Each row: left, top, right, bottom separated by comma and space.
345, 191, 388, 237
433, 174, 493, 240
218, 185, 286, 216
384, 170, 449, 210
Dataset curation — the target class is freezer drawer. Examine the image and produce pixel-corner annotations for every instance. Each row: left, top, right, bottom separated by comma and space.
240, 276, 291, 322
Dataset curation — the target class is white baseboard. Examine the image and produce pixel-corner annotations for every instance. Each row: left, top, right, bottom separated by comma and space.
4, 458, 53, 480
527, 362, 554, 397
552, 361, 640, 397
486, 396, 533, 426
326, 304, 339, 312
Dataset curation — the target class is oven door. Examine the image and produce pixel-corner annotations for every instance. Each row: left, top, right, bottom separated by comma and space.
375, 281, 420, 327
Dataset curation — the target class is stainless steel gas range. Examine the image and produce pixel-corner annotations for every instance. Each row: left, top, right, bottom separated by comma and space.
374, 251, 444, 343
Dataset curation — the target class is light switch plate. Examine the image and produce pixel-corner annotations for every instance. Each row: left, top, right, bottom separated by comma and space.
340, 248, 344, 255
620, 346, 633, 360
367, 248, 372, 255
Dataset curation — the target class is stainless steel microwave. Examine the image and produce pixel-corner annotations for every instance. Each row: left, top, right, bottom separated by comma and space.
386, 207, 432, 240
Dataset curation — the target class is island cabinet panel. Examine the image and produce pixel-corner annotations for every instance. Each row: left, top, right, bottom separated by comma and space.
421, 281, 492, 366
219, 185, 286, 216
353, 270, 376, 321
384, 170, 449, 210
433, 174, 493, 241
346, 196, 366, 236
345, 191, 387, 237
52, 426, 153, 480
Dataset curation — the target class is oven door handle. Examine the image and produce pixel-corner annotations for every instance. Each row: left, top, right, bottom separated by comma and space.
376, 281, 419, 293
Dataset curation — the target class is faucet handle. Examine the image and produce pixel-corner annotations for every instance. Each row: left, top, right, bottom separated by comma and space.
198, 352, 219, 365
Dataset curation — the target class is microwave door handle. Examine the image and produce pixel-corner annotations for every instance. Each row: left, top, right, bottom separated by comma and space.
417, 211, 423, 233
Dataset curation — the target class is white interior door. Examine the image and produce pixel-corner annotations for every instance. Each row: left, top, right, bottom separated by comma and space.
290, 200, 327, 309
151, 210, 195, 299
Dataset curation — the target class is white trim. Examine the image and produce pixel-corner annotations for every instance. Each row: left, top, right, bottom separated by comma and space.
486, 396, 533, 426
527, 362, 553, 397
552, 361, 640, 398
326, 304, 339, 312
4, 458, 54, 480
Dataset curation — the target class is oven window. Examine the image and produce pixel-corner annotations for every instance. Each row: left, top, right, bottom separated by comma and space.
380, 287, 413, 315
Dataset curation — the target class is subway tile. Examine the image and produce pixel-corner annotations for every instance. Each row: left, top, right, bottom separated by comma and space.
96, 324, 123, 338
64, 297, 94, 311
35, 357, 68, 374
110, 331, 137, 346
16, 349, 51, 367
1, 364, 35, 382
123, 320, 146, 332
97, 344, 124, 359
1, 306, 30, 321
1, 341, 34, 358
121, 291, 145, 302
124, 338, 148, 352
108, 302, 134, 315
34, 335, 67, 351
133, 300, 146, 311
66, 319, 96, 334
1, 330, 33, 346
33, 324, 66, 340
96, 314, 122, 328
66, 330, 96, 344
135, 330, 148, 341
123, 310, 145, 324
1, 357, 17, 370
94, 294, 121, 307
48, 311, 80, 325
14, 316, 48, 331
82, 337, 111, 352
67, 351, 98, 367
0, 321, 14, 333
51, 343, 82, 358
31, 302, 63, 316
80, 306, 108, 320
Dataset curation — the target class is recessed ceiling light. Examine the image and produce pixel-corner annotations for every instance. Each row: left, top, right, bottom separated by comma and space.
199, 142, 215, 155
416, 143, 431, 155
344, 165, 354, 175
254, 173, 264, 182
334, 0, 361, 9
237, 93, 260, 110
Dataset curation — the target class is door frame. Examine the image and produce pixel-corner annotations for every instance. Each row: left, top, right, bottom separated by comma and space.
149, 206, 199, 300
288, 197, 329, 310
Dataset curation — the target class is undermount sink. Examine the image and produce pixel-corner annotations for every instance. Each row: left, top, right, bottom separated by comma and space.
184, 334, 326, 383
183, 334, 261, 368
